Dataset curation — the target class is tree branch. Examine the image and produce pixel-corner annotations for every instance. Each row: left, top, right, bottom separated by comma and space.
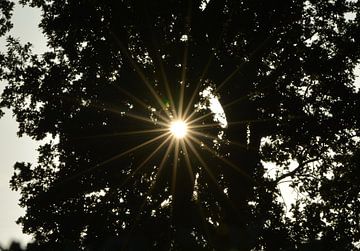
273, 158, 319, 184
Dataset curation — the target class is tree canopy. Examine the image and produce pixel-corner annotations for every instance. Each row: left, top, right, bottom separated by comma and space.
1, 0, 360, 250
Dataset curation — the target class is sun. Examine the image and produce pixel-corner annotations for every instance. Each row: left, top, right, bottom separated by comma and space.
169, 120, 188, 139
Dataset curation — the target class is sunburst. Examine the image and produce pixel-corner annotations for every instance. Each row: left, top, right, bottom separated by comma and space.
47, 11, 266, 247
64, 38, 248, 209
169, 120, 188, 139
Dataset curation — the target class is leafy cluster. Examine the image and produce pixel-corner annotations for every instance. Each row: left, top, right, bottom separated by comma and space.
0, 0, 13, 37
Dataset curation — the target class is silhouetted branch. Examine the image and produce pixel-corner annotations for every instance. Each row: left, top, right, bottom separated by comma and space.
274, 158, 319, 184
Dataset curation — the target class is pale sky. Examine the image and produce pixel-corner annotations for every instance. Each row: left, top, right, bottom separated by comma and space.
0, 2, 46, 247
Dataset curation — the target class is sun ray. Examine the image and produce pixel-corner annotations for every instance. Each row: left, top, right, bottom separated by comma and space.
120, 134, 173, 188
104, 128, 168, 136
178, 2, 193, 119
227, 118, 273, 126
215, 65, 244, 93
184, 92, 262, 128
187, 123, 221, 130
178, 42, 188, 119
47, 131, 171, 195
185, 138, 244, 237
80, 132, 170, 175
187, 135, 253, 182
147, 31, 178, 119
184, 139, 236, 208
96, 132, 170, 168
184, 139, 223, 191
118, 87, 170, 123
187, 117, 282, 131
182, 19, 227, 120
227, 115, 305, 127
75, 128, 169, 140
179, 140, 214, 246
149, 137, 175, 193
182, 57, 212, 120
185, 92, 261, 126
189, 130, 251, 149
185, 109, 214, 125
110, 31, 173, 119
124, 112, 169, 127
75, 96, 170, 128
184, 108, 205, 125
142, 5, 178, 119
158, 58, 178, 118
179, 140, 194, 185
186, 130, 216, 140
171, 140, 180, 207
122, 138, 175, 250
222, 95, 253, 109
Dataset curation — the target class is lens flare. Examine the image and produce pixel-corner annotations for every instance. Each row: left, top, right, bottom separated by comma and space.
170, 120, 188, 139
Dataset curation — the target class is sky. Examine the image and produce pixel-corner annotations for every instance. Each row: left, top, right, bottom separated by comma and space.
0, 2, 46, 247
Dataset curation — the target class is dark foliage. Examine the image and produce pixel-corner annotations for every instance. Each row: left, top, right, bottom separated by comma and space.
0, 0, 13, 36
1, 0, 360, 250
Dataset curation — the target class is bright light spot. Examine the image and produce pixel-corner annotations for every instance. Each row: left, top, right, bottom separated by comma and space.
170, 120, 188, 138
161, 195, 172, 208
353, 64, 360, 91
199, 86, 228, 128
344, 11, 356, 21
200, 0, 210, 11
180, 34, 188, 42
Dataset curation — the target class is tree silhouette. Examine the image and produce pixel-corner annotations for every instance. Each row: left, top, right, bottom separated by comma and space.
0, 241, 24, 251
1, 0, 360, 250
0, 0, 13, 36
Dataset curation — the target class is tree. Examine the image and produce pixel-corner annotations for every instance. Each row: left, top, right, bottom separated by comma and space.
0, 241, 24, 251
1, 0, 360, 250
0, 0, 13, 36
0, 0, 14, 115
